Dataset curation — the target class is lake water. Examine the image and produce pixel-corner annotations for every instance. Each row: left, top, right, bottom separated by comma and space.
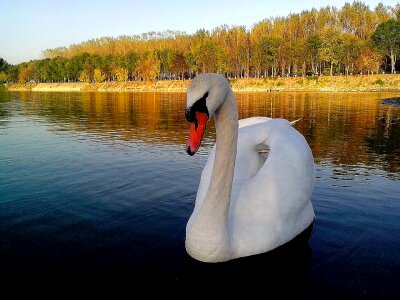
0, 88, 399, 294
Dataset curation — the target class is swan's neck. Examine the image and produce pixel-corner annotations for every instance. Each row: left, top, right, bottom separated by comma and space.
186, 91, 238, 262
208, 92, 238, 219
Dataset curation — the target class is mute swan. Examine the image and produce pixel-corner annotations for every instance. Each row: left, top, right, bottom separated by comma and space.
184, 73, 315, 263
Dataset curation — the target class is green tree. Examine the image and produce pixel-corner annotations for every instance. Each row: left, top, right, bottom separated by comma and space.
193, 42, 227, 74
80, 60, 95, 82
0, 72, 7, 83
371, 19, 400, 74
261, 36, 281, 77
157, 48, 173, 79
6, 65, 19, 83
65, 58, 81, 81
319, 28, 343, 75
0, 58, 10, 72
307, 35, 322, 75
36, 59, 50, 82
121, 51, 139, 80
341, 33, 363, 75
393, 3, 400, 20
292, 39, 308, 76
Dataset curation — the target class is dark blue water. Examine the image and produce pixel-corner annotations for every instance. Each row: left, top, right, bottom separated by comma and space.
0, 89, 399, 294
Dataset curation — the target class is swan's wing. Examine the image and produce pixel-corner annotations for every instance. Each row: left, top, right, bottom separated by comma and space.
238, 117, 272, 128
290, 118, 301, 126
235, 119, 312, 185
198, 118, 305, 208
239, 116, 300, 127
195, 117, 271, 209
229, 119, 315, 255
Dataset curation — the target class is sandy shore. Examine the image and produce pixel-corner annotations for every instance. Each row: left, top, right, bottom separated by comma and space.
5, 74, 400, 92
31, 83, 86, 91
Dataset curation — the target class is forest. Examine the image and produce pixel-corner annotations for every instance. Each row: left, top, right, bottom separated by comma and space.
1, 1, 400, 84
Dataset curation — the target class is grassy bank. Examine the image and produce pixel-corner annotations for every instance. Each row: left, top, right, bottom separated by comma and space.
5, 74, 400, 92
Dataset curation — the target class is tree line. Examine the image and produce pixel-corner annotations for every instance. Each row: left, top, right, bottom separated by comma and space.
1, 1, 400, 84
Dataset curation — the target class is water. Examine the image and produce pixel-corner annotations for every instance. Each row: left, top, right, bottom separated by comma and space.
0, 89, 399, 294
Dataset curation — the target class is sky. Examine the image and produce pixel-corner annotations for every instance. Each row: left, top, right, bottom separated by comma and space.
0, 0, 399, 64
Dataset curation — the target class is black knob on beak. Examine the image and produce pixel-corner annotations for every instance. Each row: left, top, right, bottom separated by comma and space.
185, 107, 195, 122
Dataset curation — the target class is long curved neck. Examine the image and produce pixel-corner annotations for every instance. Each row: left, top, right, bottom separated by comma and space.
207, 91, 238, 218
186, 90, 238, 262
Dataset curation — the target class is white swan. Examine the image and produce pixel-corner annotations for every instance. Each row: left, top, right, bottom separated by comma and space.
184, 73, 315, 263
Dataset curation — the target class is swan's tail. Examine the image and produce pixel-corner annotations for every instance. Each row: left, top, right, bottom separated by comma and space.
290, 118, 301, 126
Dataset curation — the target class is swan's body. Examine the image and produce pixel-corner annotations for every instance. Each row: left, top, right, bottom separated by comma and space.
184, 74, 315, 263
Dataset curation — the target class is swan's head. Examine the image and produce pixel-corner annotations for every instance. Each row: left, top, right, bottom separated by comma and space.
185, 73, 230, 155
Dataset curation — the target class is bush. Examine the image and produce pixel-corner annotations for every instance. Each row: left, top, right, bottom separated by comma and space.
0, 72, 7, 83
373, 79, 385, 86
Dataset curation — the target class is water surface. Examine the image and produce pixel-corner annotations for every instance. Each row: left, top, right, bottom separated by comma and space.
0, 89, 399, 295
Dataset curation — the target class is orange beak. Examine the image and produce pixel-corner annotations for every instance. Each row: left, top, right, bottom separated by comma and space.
186, 111, 208, 156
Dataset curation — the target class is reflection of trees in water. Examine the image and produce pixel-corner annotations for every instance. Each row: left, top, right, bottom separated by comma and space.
364, 109, 400, 174
16, 91, 202, 145
11, 91, 400, 177
0, 87, 12, 124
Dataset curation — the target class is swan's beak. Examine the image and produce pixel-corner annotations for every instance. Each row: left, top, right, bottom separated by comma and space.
186, 111, 208, 156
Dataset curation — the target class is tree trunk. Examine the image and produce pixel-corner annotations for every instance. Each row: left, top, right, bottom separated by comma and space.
391, 48, 396, 74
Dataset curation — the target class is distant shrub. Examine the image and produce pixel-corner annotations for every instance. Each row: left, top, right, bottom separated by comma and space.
306, 76, 319, 81
0, 72, 7, 83
322, 70, 331, 76
374, 79, 385, 86
276, 82, 284, 87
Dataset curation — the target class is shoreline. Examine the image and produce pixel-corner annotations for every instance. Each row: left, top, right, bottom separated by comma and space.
5, 74, 400, 93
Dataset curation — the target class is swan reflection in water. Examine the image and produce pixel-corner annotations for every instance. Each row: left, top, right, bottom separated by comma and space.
183, 223, 313, 284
